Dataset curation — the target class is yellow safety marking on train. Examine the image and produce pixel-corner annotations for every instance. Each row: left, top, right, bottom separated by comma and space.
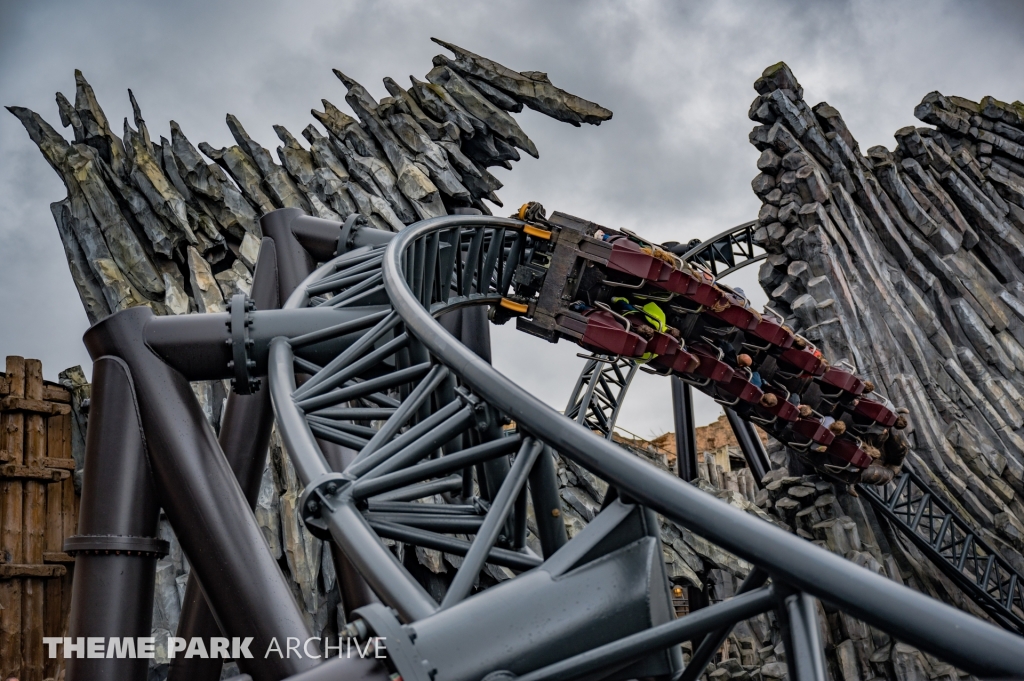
500, 298, 529, 313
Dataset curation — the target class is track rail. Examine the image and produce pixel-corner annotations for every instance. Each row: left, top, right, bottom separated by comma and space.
861, 469, 1024, 634
678, 220, 764, 278
380, 216, 1024, 676
564, 355, 636, 439
262, 214, 1024, 679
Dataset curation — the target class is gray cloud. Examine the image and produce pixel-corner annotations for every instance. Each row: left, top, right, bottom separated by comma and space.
2, 0, 1022, 434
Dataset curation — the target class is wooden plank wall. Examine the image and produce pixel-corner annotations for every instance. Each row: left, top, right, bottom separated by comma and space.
1, 356, 80, 681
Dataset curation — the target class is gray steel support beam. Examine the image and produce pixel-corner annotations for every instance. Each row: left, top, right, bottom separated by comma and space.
672, 377, 698, 482
65, 357, 161, 681
169, 238, 281, 681
725, 407, 770, 483
679, 568, 770, 681
781, 591, 827, 681
83, 307, 318, 681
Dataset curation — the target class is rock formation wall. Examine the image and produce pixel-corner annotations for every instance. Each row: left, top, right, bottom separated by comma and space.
8, 39, 612, 678
743, 62, 1024, 679
750, 63, 1024, 572
9, 38, 611, 323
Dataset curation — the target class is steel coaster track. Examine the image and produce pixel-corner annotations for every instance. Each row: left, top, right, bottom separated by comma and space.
563, 220, 765, 449
569, 218, 1024, 639
564, 355, 637, 439
679, 220, 764, 278
860, 469, 1024, 635
263, 214, 1024, 680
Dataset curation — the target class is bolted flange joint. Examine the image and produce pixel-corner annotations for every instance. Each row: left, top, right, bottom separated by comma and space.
226, 293, 260, 394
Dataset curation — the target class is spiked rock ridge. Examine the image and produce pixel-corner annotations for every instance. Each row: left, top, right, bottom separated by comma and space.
10, 43, 610, 321
9, 42, 611, 679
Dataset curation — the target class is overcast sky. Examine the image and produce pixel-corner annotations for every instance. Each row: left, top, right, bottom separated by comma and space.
2, 0, 1023, 436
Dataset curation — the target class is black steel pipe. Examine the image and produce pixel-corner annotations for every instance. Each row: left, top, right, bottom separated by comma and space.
362, 406, 476, 480
679, 568, 769, 681
373, 475, 464, 502
672, 377, 699, 482
361, 512, 485, 533
442, 439, 542, 607
782, 591, 827, 681
528, 445, 569, 557
345, 365, 449, 467
513, 586, 777, 681
299, 362, 432, 413
65, 357, 161, 681
726, 407, 769, 483
83, 308, 318, 681
346, 400, 466, 478
351, 435, 522, 500
367, 501, 481, 515
322, 498, 438, 622
170, 237, 281, 681
368, 520, 541, 571
145, 306, 387, 381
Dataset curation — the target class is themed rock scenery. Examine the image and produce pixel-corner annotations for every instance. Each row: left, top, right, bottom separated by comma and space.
742, 62, 1024, 680
8, 38, 612, 323
9, 39, 613, 679
11, 40, 1024, 680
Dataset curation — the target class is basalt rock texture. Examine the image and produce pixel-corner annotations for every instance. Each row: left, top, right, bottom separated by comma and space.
10, 40, 610, 323
746, 62, 1024, 679
750, 63, 1024, 570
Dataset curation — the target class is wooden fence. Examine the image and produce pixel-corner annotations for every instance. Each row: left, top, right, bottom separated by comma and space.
1, 356, 81, 681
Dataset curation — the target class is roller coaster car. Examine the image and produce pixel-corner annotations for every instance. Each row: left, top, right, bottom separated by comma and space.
749, 317, 794, 348
826, 435, 874, 468
685, 342, 735, 383
717, 371, 764, 404
817, 366, 865, 396
506, 206, 903, 481
756, 390, 801, 422
653, 267, 724, 308
645, 332, 680, 356
852, 396, 898, 427
789, 417, 836, 448
651, 346, 701, 374
579, 233, 665, 281
555, 307, 648, 357
708, 295, 760, 332
777, 346, 828, 376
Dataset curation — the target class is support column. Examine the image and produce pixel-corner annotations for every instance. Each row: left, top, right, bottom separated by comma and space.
725, 408, 770, 484
671, 378, 698, 482
65, 356, 161, 681
170, 239, 281, 681
82, 308, 317, 681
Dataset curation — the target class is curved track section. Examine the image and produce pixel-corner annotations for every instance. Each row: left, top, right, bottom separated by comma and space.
268, 214, 1024, 681
564, 219, 769, 443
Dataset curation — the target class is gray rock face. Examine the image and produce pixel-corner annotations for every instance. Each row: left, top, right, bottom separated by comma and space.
430, 38, 612, 127
10, 44, 612, 676
10, 40, 609, 321
744, 61, 1024, 680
